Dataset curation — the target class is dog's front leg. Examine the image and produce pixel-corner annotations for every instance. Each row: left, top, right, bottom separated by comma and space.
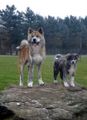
28, 64, 34, 87
60, 69, 69, 87
37, 63, 44, 85
70, 75, 75, 87
19, 64, 24, 86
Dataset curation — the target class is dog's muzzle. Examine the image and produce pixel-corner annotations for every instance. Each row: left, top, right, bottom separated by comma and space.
31, 38, 40, 45
71, 60, 77, 65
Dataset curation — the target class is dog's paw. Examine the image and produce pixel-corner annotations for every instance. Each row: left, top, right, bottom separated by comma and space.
38, 78, 44, 85
63, 81, 69, 87
28, 81, 33, 87
70, 81, 75, 87
53, 80, 58, 84
19, 81, 23, 87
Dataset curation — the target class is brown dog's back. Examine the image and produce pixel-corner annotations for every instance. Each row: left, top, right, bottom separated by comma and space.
19, 45, 30, 65
17, 40, 31, 68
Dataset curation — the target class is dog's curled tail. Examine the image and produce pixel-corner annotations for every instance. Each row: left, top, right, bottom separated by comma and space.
16, 39, 30, 74
16, 40, 29, 50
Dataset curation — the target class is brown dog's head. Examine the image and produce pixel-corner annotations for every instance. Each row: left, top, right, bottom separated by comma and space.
27, 28, 45, 46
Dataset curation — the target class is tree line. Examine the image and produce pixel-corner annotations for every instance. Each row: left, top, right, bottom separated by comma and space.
0, 5, 87, 54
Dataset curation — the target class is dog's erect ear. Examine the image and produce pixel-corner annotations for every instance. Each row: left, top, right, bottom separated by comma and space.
74, 53, 80, 60
28, 27, 33, 34
38, 28, 44, 34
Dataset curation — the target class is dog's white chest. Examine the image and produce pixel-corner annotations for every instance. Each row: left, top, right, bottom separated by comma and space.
32, 45, 41, 54
33, 55, 43, 64
68, 65, 76, 74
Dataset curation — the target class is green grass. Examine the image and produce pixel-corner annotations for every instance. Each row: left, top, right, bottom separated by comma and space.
76, 56, 87, 87
0, 55, 19, 90
0, 55, 87, 91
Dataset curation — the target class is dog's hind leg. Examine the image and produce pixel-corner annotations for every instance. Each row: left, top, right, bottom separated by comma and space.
60, 68, 69, 87
70, 74, 75, 87
53, 62, 59, 83
37, 63, 44, 85
19, 64, 24, 86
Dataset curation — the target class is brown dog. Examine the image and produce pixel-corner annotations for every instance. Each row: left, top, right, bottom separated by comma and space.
16, 40, 31, 86
27, 27, 46, 87
17, 28, 46, 87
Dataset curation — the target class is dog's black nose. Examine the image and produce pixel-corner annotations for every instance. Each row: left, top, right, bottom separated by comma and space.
33, 38, 36, 43
71, 60, 75, 64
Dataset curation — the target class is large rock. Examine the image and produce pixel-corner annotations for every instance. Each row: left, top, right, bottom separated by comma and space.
0, 84, 87, 120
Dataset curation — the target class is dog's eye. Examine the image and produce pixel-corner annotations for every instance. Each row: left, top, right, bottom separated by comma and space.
31, 35, 34, 38
36, 35, 39, 38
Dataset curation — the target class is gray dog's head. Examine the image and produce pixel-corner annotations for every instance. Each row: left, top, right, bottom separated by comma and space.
66, 53, 79, 65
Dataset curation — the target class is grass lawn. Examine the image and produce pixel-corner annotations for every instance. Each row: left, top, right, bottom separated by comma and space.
0, 55, 87, 90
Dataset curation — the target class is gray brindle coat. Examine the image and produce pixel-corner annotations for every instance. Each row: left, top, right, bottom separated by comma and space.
53, 53, 79, 87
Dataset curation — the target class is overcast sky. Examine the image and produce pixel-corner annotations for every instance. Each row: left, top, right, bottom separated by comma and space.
0, 0, 87, 18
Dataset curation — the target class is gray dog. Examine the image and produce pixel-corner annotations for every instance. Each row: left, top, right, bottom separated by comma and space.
17, 28, 46, 87
53, 53, 79, 87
